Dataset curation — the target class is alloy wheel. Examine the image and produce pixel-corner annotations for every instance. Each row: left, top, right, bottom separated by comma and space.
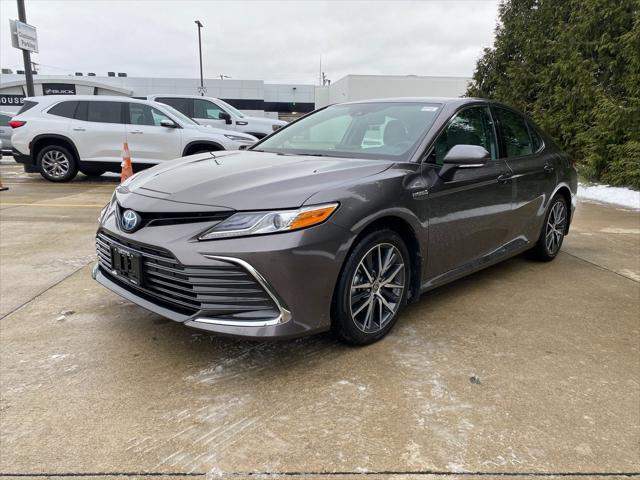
41, 150, 70, 179
349, 243, 405, 334
545, 200, 566, 254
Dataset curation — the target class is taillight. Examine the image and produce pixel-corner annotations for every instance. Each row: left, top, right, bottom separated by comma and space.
8, 120, 26, 128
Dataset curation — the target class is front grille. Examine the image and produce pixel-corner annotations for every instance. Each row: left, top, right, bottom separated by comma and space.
116, 204, 234, 229
96, 231, 279, 319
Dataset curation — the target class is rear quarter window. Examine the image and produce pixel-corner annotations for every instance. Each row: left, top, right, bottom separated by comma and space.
17, 100, 38, 115
48, 101, 79, 119
528, 123, 544, 152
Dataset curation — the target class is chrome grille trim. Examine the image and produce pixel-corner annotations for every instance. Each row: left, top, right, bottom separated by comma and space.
95, 231, 281, 321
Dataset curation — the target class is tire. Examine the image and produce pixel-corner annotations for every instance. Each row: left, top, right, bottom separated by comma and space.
80, 166, 107, 177
37, 145, 78, 182
531, 194, 568, 261
332, 229, 410, 345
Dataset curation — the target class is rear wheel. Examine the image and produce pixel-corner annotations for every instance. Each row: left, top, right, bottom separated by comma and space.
532, 195, 568, 261
37, 145, 78, 182
332, 229, 410, 345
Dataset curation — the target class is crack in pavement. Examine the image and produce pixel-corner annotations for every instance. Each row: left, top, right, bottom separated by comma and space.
0, 470, 639, 477
0, 260, 95, 321
560, 250, 639, 283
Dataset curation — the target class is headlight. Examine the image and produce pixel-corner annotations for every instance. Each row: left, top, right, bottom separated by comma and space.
224, 134, 253, 142
198, 203, 339, 241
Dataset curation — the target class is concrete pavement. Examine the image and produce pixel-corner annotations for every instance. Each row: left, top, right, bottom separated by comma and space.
1, 162, 638, 479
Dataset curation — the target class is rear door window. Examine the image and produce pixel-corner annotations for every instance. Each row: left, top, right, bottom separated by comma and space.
86, 101, 123, 124
495, 108, 533, 158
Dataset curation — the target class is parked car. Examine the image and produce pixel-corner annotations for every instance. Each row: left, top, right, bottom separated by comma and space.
10, 95, 257, 182
147, 94, 287, 139
0, 111, 14, 153
93, 98, 577, 345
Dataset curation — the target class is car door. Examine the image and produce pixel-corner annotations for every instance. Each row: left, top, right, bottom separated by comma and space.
70, 101, 126, 163
424, 105, 515, 283
494, 107, 558, 244
125, 103, 182, 164
193, 98, 233, 130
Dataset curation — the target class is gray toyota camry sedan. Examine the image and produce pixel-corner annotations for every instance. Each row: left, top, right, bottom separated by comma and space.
93, 98, 577, 344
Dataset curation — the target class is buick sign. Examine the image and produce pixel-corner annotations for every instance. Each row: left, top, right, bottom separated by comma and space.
43, 83, 76, 95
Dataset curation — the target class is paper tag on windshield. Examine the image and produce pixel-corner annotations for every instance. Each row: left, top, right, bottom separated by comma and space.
421, 106, 438, 111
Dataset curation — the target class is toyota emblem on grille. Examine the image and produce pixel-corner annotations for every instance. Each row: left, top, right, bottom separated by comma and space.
121, 209, 141, 232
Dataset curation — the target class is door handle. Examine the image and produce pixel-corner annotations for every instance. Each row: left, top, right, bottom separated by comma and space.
543, 163, 555, 173
130, 130, 143, 134
72, 127, 86, 131
497, 172, 512, 184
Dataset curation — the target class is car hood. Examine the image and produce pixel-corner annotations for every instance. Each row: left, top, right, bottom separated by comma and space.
242, 115, 287, 127
126, 151, 392, 210
192, 124, 256, 140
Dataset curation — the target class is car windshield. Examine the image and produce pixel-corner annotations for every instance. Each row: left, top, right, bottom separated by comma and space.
217, 99, 245, 118
255, 102, 442, 161
161, 104, 199, 125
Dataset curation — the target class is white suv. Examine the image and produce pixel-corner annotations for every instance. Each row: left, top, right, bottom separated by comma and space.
147, 94, 287, 139
10, 95, 257, 182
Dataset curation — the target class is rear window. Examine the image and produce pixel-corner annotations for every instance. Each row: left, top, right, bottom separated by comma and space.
155, 97, 191, 116
48, 101, 78, 119
0, 113, 11, 125
17, 100, 38, 114
86, 101, 123, 124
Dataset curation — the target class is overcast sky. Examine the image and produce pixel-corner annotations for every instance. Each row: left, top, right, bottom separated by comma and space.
0, 0, 500, 84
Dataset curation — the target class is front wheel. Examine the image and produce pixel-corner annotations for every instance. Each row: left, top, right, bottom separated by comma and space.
37, 145, 78, 182
332, 229, 410, 345
532, 195, 568, 261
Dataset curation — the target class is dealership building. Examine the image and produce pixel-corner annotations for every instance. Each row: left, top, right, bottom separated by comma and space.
0, 72, 470, 118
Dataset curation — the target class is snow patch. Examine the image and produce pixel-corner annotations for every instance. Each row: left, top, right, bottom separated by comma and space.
577, 183, 640, 210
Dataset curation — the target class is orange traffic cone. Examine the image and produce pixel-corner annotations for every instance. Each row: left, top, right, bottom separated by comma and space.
120, 142, 134, 183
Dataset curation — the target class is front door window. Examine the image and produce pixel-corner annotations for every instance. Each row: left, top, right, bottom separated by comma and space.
432, 106, 498, 165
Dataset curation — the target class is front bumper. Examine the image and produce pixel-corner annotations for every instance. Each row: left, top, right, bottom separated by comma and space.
93, 203, 351, 339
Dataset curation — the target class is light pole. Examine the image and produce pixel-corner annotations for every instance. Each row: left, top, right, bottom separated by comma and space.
194, 20, 204, 95
17, 0, 34, 97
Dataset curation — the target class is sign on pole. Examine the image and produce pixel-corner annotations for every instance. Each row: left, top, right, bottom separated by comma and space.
10, 19, 38, 53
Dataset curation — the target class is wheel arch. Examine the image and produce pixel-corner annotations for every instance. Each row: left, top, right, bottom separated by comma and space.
31, 134, 80, 163
335, 215, 423, 308
553, 185, 573, 234
182, 141, 225, 157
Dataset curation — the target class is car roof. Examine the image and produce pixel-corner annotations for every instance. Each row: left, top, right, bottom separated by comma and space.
340, 97, 486, 106
147, 94, 224, 101
24, 95, 153, 104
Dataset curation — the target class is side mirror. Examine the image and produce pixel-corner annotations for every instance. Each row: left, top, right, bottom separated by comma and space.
443, 144, 490, 165
160, 119, 178, 128
218, 111, 232, 125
